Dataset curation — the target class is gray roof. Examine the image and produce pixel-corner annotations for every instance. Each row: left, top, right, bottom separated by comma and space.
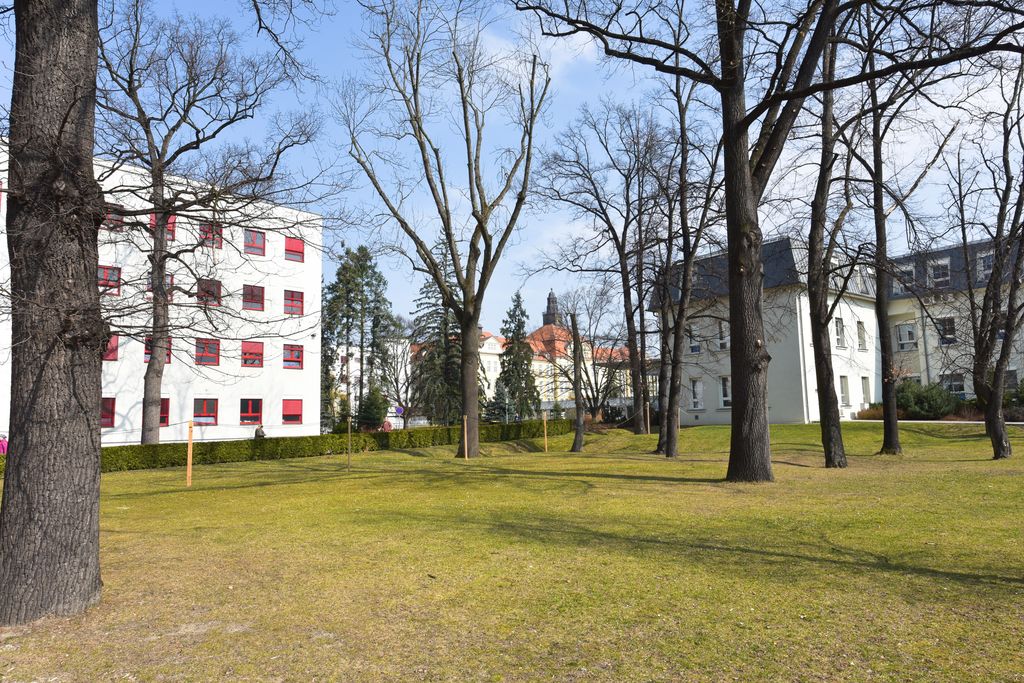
889, 240, 996, 299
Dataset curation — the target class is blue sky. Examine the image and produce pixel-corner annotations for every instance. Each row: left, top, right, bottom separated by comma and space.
0, 1, 637, 333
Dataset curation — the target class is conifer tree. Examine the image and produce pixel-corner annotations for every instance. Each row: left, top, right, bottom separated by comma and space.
410, 250, 463, 425
499, 292, 541, 420
484, 381, 512, 423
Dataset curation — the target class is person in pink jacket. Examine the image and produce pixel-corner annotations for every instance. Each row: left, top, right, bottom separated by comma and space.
0, 434, 8, 455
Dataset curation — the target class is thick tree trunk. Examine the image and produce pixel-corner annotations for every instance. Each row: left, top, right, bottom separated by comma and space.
719, 80, 773, 483
570, 313, 585, 452
0, 0, 104, 625
618, 265, 646, 434
456, 315, 481, 458
986, 381, 1012, 459
664, 300, 689, 459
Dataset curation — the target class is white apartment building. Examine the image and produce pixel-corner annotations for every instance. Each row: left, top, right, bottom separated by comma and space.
0, 155, 323, 444
665, 237, 881, 425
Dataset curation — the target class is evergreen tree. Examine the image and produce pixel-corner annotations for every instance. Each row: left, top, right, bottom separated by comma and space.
357, 385, 389, 430
484, 381, 511, 423
324, 247, 394, 414
499, 291, 541, 420
410, 247, 463, 425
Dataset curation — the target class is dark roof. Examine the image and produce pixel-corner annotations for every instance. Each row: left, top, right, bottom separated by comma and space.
654, 236, 876, 307
889, 240, 996, 299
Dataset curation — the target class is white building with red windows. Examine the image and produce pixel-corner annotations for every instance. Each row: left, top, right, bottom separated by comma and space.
0, 157, 323, 445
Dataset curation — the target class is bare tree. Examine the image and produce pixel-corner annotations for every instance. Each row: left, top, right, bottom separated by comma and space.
96, 0, 320, 444
378, 316, 418, 427
516, 0, 1024, 481
340, 0, 550, 457
569, 312, 585, 451
944, 58, 1024, 459
537, 101, 661, 434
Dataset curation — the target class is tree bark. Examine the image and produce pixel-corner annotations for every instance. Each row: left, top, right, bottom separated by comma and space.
664, 298, 689, 459
618, 260, 646, 434
570, 313, 585, 452
809, 309, 848, 467
141, 182, 171, 445
457, 315, 481, 458
717, 9, 773, 482
654, 298, 672, 453
0, 0, 104, 625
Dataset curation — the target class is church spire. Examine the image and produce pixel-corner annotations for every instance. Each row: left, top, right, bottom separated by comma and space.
542, 289, 560, 326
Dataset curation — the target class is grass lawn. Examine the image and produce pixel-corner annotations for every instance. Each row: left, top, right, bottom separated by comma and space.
2, 422, 1022, 681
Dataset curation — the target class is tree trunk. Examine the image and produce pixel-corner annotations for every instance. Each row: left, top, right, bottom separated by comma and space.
808, 308, 847, 467
664, 299, 689, 458
141, 193, 171, 445
456, 315, 481, 458
570, 314, 585, 452
618, 263, 646, 434
654, 299, 672, 453
0, 0, 104, 625
717, 57, 773, 482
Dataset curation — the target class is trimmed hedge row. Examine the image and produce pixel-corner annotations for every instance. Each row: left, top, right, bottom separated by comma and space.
97, 419, 572, 473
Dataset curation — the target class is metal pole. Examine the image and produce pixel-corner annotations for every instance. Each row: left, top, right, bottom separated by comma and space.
463, 414, 469, 459
543, 411, 549, 453
347, 415, 352, 471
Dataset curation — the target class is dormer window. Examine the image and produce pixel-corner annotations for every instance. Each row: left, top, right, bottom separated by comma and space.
929, 258, 951, 289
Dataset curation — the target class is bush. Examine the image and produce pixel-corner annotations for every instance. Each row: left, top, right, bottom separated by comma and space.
854, 403, 884, 420
896, 382, 959, 420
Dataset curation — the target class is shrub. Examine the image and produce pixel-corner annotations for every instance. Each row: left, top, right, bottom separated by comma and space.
855, 403, 884, 420
896, 382, 959, 420
357, 386, 389, 430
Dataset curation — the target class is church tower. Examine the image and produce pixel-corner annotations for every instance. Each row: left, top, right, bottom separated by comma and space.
542, 290, 561, 326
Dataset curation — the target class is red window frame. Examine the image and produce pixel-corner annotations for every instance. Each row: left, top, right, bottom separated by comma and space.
98, 265, 121, 296
244, 229, 266, 256
103, 334, 119, 361
199, 223, 223, 249
147, 273, 175, 301
193, 398, 218, 426
283, 344, 304, 370
284, 237, 304, 262
148, 212, 176, 242
195, 338, 220, 366
282, 399, 303, 424
241, 341, 264, 368
102, 204, 125, 231
242, 285, 264, 311
144, 337, 172, 364
196, 278, 222, 307
240, 398, 263, 425
283, 290, 304, 315
100, 397, 116, 428
160, 398, 170, 427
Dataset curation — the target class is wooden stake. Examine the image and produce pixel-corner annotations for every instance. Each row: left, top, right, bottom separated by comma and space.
186, 420, 194, 487
462, 414, 469, 459
543, 411, 549, 453
645, 401, 651, 434
347, 416, 352, 471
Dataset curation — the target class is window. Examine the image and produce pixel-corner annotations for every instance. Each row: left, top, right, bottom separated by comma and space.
102, 204, 125, 231
144, 337, 172, 363
686, 327, 700, 354
893, 266, 915, 295
195, 338, 220, 366
240, 398, 262, 425
1007, 369, 1019, 391
148, 212, 176, 241
936, 317, 956, 345
690, 378, 704, 410
242, 341, 264, 367
199, 223, 223, 248
720, 376, 732, 408
196, 278, 222, 306
100, 398, 116, 428
242, 285, 264, 311
283, 344, 304, 369
284, 290, 304, 315
895, 323, 917, 352
244, 229, 266, 255
98, 265, 121, 296
929, 258, 951, 288
839, 375, 851, 406
856, 321, 867, 351
717, 321, 730, 351
160, 398, 170, 427
284, 237, 304, 262
193, 398, 218, 425
103, 334, 119, 361
978, 252, 995, 281
940, 373, 965, 395
861, 376, 871, 404
282, 399, 303, 424
147, 273, 174, 301
834, 318, 846, 348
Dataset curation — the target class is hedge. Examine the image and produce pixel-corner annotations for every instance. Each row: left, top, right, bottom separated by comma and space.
88, 419, 573, 474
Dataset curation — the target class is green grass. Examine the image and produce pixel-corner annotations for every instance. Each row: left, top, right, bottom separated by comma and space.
2, 423, 1022, 681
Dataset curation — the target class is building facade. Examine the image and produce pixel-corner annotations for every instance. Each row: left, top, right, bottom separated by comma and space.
0, 155, 323, 444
